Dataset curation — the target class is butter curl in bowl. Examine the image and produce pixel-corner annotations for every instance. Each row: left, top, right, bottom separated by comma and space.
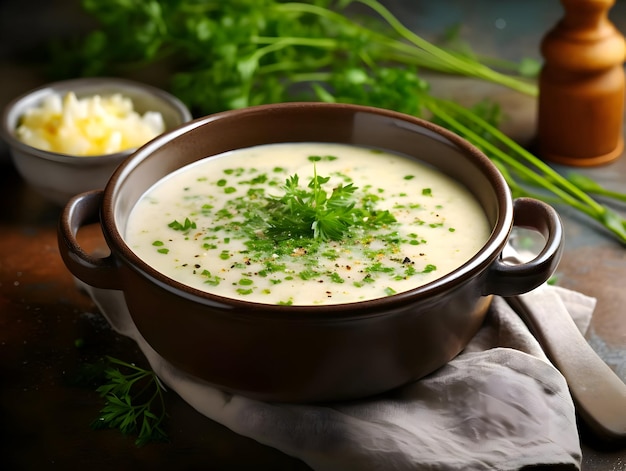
1, 77, 192, 205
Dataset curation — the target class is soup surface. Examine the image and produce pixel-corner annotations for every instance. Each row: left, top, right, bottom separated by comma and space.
125, 142, 491, 305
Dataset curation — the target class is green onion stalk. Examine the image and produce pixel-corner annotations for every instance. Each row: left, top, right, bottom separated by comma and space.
422, 97, 626, 244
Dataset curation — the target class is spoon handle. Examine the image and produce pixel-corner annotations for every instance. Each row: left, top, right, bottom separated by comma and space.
507, 287, 626, 443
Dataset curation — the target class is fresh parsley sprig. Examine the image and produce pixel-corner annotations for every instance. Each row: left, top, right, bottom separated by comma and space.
91, 356, 168, 447
266, 166, 395, 240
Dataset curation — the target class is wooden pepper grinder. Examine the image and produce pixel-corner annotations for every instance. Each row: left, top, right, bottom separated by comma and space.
537, 0, 626, 166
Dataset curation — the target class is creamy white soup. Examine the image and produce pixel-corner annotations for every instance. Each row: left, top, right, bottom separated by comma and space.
125, 142, 491, 305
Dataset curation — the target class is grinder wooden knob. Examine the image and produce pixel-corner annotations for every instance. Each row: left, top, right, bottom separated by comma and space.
537, 0, 626, 166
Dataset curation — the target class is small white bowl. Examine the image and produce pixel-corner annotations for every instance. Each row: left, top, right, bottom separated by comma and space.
0, 77, 192, 206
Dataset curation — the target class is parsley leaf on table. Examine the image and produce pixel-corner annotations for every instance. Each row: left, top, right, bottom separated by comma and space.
90, 356, 168, 447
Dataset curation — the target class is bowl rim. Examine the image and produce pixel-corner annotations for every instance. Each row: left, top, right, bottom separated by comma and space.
0, 76, 192, 163
101, 102, 513, 316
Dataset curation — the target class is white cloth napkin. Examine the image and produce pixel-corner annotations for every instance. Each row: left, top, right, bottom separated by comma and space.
78, 280, 595, 471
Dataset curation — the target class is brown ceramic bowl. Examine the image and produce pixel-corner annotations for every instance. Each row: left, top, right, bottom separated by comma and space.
58, 103, 563, 403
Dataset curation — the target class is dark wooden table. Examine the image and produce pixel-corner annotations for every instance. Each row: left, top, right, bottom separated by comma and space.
1, 0, 626, 469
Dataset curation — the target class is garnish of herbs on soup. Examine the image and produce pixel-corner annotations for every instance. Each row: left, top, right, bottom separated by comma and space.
125, 143, 491, 305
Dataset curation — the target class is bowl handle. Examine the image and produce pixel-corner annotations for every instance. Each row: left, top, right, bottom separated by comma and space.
57, 190, 122, 290
483, 197, 564, 296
